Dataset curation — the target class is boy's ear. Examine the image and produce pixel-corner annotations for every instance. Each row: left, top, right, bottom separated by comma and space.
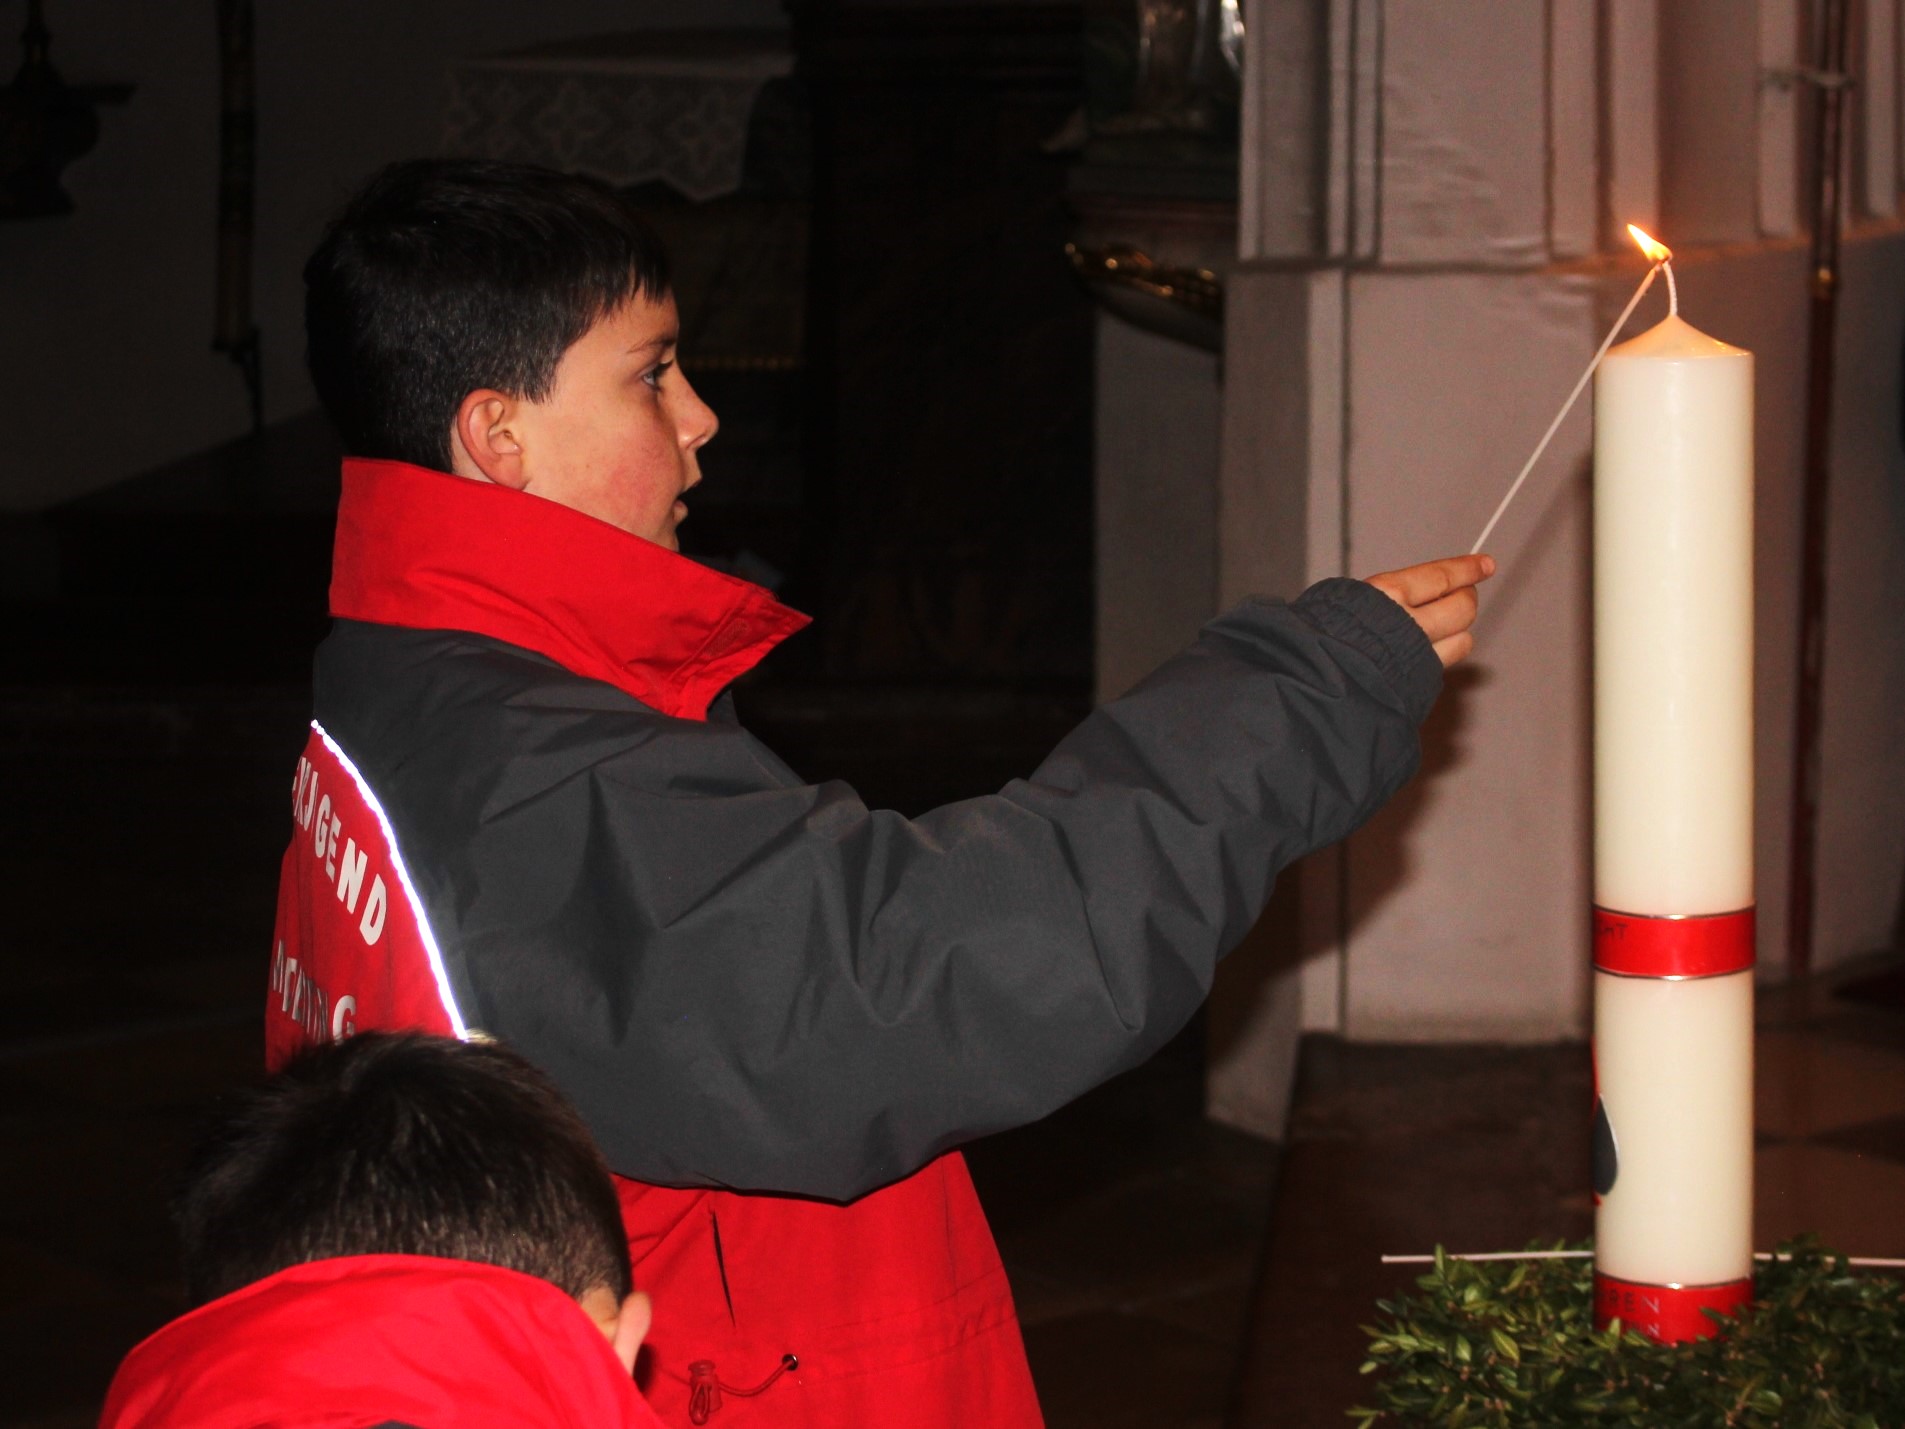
449, 389, 529, 490
612, 1290, 651, 1375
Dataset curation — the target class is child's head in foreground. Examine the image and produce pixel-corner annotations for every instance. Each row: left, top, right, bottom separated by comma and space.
175, 1031, 648, 1371
305, 158, 716, 549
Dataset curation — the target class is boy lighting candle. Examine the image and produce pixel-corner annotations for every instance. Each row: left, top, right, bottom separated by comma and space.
269, 159, 1496, 1427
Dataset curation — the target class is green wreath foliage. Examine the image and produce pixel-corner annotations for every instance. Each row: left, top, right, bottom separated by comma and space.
1352, 1238, 1905, 1427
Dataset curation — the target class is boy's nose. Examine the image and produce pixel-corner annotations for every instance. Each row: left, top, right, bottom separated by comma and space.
679, 377, 718, 452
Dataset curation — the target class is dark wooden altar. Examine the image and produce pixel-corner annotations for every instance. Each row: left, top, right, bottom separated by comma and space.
788, 3, 1094, 687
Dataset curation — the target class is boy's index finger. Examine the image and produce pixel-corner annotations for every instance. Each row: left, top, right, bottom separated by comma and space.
1364, 554, 1496, 610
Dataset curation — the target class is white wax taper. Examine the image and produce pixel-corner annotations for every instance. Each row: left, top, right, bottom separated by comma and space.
1467, 264, 1665, 556
1381, 1251, 1905, 1267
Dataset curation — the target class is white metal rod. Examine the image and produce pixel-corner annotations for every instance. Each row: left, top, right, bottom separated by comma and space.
1381, 1251, 1905, 1268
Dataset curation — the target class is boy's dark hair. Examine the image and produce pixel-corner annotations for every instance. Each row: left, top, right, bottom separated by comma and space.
304, 158, 670, 472
175, 1032, 632, 1307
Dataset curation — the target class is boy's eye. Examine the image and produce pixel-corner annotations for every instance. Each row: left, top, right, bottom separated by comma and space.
642, 360, 674, 390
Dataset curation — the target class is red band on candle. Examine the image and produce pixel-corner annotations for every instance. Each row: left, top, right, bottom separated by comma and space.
1593, 1271, 1752, 1343
1592, 907, 1756, 978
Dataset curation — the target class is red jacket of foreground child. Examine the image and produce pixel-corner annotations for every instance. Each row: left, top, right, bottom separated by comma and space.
99, 1254, 667, 1429
268, 461, 1438, 1427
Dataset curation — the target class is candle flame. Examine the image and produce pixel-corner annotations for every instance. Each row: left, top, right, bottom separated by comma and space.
1626, 224, 1672, 264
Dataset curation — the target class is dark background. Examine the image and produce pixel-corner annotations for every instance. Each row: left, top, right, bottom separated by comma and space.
0, 5, 1225, 1425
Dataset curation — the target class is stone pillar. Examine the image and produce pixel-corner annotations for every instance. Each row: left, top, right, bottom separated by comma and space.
1205, 267, 1348, 1138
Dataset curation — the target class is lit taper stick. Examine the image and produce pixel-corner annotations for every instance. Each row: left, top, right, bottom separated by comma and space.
1469, 227, 1675, 555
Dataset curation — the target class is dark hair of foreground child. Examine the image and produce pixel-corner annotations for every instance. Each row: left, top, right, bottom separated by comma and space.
98, 1033, 662, 1429
175, 1030, 633, 1306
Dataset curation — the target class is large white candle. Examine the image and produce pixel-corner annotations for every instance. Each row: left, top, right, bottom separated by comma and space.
1590, 303, 1756, 1344
1594, 315, 1755, 915
1595, 967, 1755, 1280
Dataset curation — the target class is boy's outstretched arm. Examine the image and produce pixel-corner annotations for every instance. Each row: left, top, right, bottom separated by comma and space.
320, 565, 1491, 1203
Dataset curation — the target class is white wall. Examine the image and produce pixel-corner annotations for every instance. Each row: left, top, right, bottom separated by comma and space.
0, 0, 782, 512
1376, 1, 1547, 265
1201, 0, 1905, 1048
1337, 270, 1596, 1040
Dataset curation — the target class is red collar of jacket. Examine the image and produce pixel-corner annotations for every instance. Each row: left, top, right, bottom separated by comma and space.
99, 1254, 666, 1429
330, 459, 810, 720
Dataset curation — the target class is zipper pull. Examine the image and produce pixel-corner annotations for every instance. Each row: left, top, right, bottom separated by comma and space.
685, 1354, 799, 1423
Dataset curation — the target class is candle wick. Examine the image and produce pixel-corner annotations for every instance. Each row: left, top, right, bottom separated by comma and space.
1664, 260, 1678, 318
1468, 266, 1661, 556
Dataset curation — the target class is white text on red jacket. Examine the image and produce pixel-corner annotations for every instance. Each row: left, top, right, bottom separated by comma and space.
292, 752, 390, 947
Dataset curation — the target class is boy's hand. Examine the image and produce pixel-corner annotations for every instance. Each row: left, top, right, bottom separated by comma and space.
1364, 554, 1496, 668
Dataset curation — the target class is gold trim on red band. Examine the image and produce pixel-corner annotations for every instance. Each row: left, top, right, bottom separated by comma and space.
1593, 1270, 1752, 1343
1592, 907, 1756, 978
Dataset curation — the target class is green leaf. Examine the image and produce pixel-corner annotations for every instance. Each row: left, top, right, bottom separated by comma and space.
1489, 1327, 1521, 1365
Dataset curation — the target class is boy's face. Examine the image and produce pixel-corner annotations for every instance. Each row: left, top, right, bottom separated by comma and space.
493, 291, 717, 549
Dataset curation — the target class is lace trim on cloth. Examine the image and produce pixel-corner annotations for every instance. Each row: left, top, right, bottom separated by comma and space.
443, 47, 793, 202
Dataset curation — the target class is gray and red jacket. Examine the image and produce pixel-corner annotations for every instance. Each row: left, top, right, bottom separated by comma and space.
269, 458, 1441, 1427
